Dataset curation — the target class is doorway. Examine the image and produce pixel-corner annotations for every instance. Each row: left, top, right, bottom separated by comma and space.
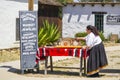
92, 12, 107, 32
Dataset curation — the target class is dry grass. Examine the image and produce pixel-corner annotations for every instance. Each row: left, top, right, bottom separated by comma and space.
103, 41, 120, 47
110, 56, 120, 58
0, 49, 20, 63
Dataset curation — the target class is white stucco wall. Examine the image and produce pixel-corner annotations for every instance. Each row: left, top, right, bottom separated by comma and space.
0, 0, 37, 49
104, 14, 120, 38
62, 4, 120, 38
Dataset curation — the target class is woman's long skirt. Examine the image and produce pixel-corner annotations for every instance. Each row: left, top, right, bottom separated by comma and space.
87, 42, 108, 75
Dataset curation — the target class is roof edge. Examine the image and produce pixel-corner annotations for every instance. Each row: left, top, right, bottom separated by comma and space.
67, 2, 120, 5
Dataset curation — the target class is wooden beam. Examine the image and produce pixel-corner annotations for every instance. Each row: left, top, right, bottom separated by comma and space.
28, 0, 34, 11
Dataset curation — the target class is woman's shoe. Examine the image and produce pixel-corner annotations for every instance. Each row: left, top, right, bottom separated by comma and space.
87, 73, 99, 77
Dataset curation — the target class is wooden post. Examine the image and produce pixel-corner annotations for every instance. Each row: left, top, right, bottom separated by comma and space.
84, 58, 86, 76
45, 57, 48, 75
84, 49, 87, 76
28, 0, 34, 11
50, 56, 53, 72
79, 54, 83, 76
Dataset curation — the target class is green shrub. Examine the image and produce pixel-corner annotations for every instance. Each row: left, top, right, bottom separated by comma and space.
115, 39, 120, 43
38, 20, 61, 47
74, 32, 87, 45
75, 32, 87, 37
75, 32, 105, 43
99, 32, 105, 41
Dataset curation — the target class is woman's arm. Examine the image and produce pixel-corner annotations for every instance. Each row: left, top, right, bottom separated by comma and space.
75, 37, 86, 41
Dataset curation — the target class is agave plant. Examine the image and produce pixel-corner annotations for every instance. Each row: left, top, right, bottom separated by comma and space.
38, 20, 61, 47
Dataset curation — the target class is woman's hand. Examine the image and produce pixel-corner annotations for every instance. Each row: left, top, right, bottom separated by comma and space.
75, 37, 80, 42
75, 37, 85, 41
82, 46, 91, 50
86, 46, 91, 50
75, 37, 83, 41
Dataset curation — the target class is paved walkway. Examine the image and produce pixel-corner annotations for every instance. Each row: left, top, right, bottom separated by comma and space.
0, 46, 120, 80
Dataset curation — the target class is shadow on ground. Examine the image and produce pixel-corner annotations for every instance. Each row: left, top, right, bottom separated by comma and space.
0, 65, 120, 77
100, 69, 120, 73
0, 65, 81, 77
0, 65, 21, 74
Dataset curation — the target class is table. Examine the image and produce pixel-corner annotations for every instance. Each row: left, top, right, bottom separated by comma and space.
36, 46, 87, 76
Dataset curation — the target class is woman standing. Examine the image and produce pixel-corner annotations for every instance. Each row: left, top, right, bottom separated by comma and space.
76, 25, 108, 77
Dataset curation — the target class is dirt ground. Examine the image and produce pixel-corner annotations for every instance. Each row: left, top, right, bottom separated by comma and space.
0, 42, 120, 80
23, 47, 120, 78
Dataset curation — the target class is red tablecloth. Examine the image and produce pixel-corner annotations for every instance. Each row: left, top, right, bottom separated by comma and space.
36, 47, 87, 64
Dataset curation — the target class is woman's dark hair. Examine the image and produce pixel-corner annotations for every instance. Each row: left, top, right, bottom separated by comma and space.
86, 25, 99, 36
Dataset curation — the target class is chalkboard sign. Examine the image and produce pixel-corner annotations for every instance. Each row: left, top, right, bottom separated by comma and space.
19, 11, 38, 73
